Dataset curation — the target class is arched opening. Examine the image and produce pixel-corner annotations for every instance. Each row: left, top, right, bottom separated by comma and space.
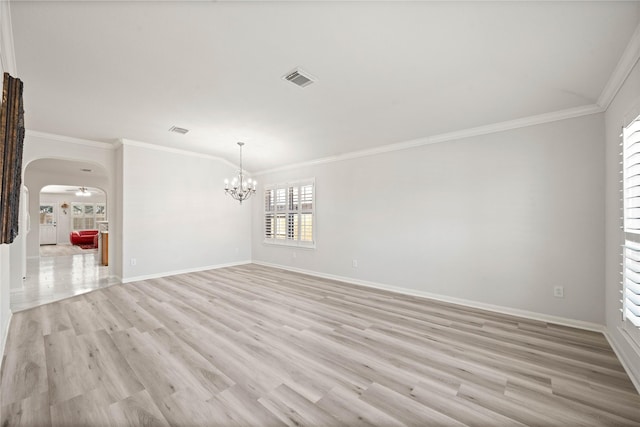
11, 158, 116, 311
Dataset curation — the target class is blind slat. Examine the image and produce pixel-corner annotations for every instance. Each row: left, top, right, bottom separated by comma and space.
625, 278, 640, 295
623, 117, 640, 328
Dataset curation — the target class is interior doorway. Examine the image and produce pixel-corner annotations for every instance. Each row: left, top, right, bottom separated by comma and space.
38, 185, 106, 253
12, 159, 117, 312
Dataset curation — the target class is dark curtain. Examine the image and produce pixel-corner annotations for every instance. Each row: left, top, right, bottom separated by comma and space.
0, 72, 25, 244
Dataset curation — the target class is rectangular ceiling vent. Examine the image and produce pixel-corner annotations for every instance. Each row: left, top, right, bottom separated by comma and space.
283, 68, 316, 88
169, 126, 189, 135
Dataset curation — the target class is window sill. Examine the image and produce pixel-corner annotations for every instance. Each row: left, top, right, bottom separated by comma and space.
263, 239, 316, 249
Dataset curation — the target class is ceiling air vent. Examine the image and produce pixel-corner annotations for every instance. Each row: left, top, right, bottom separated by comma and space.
283, 68, 316, 88
169, 126, 189, 135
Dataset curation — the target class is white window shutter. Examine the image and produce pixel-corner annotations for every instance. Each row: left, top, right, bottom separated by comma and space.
263, 180, 315, 247
623, 115, 640, 330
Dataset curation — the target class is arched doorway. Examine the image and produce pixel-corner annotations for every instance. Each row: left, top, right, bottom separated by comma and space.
11, 159, 116, 311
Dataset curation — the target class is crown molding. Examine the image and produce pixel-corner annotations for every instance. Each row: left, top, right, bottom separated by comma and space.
0, 1, 17, 75
255, 103, 603, 176
25, 129, 116, 150
119, 138, 239, 170
598, 22, 640, 110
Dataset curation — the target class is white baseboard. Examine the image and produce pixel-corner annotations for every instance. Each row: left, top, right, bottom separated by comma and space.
122, 260, 252, 284
253, 261, 605, 333
604, 328, 640, 394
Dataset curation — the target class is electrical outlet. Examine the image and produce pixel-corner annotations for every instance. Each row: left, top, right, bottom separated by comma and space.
130, 258, 137, 266
553, 286, 564, 298
352, 259, 358, 268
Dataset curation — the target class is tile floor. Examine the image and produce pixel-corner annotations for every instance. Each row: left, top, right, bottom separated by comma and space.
10, 245, 118, 312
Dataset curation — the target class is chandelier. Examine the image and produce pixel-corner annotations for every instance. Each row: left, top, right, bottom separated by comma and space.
75, 187, 91, 197
224, 142, 256, 204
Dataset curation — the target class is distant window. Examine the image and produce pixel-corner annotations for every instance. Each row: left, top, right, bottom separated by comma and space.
71, 202, 105, 230
264, 180, 315, 247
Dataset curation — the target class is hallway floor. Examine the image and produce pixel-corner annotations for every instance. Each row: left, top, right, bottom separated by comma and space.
10, 244, 118, 312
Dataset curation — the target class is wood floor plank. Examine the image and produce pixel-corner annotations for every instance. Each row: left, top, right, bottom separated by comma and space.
65, 299, 105, 336
0, 390, 50, 426
77, 329, 145, 402
110, 328, 214, 403
107, 389, 170, 427
100, 286, 164, 332
44, 329, 99, 406
39, 303, 73, 337
0, 309, 48, 406
1, 263, 638, 426
148, 327, 235, 395
258, 383, 341, 427
316, 384, 406, 427
49, 386, 114, 427
359, 382, 467, 427
88, 298, 134, 333
216, 384, 287, 427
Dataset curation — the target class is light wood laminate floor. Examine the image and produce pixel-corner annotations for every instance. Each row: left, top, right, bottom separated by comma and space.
1, 264, 639, 426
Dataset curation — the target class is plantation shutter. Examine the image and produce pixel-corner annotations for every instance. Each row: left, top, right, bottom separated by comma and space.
622, 115, 640, 329
264, 180, 315, 247
623, 243, 640, 327
264, 189, 274, 239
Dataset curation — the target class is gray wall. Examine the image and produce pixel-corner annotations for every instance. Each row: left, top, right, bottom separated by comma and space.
253, 113, 606, 324
120, 142, 252, 281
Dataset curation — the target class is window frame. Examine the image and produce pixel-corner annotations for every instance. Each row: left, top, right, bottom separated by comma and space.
263, 179, 316, 248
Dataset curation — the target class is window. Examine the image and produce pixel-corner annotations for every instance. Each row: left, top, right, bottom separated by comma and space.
72, 202, 106, 230
622, 114, 640, 336
264, 180, 315, 247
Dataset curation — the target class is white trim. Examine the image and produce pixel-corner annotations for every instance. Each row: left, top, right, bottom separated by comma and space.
598, 22, 640, 111
122, 260, 251, 284
254, 104, 603, 176
604, 328, 640, 394
262, 240, 316, 249
0, 311, 12, 365
0, 0, 17, 75
120, 138, 239, 170
252, 260, 605, 333
26, 130, 116, 150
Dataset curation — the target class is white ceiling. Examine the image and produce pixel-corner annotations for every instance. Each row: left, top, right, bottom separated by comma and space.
9, 1, 640, 172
